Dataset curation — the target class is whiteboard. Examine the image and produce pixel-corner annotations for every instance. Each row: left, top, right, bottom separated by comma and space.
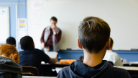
0, 7, 10, 44
28, 0, 138, 50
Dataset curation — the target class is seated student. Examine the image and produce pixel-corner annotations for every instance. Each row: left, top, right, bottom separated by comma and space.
0, 44, 22, 78
103, 38, 123, 66
78, 56, 84, 62
57, 16, 131, 78
6, 37, 16, 47
19, 36, 57, 75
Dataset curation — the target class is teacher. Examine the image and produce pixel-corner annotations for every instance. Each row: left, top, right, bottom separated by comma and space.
40, 16, 62, 51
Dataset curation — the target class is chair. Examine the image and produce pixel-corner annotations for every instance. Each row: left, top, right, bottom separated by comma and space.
123, 64, 130, 66
22, 66, 39, 76
131, 64, 138, 67
22, 72, 34, 76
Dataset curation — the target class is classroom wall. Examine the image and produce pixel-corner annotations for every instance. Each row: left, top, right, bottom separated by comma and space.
1, 0, 138, 62
0, 0, 27, 40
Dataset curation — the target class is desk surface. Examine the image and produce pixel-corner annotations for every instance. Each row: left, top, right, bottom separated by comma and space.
22, 76, 56, 78
41, 62, 70, 65
115, 66, 138, 70
123, 62, 138, 64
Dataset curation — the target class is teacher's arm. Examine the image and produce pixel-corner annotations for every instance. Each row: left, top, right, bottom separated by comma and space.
54, 30, 62, 42
40, 28, 46, 48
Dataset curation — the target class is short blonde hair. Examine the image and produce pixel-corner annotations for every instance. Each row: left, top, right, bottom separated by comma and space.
0, 44, 19, 63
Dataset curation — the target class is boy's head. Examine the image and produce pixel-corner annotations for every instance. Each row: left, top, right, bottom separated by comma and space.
0, 44, 19, 63
20, 36, 34, 50
109, 37, 114, 50
6, 37, 16, 47
78, 16, 110, 53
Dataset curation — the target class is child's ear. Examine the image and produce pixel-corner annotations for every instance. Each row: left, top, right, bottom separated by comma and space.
106, 38, 110, 50
78, 39, 83, 49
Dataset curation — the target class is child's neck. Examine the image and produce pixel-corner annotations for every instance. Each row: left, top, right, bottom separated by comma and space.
83, 49, 106, 67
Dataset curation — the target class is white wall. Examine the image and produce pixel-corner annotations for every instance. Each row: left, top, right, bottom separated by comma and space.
28, 0, 138, 50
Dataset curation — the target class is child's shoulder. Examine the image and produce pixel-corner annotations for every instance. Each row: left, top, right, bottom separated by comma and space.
111, 67, 131, 77
113, 67, 128, 73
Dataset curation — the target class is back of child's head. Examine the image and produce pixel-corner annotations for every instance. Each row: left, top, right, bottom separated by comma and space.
20, 36, 34, 50
78, 16, 110, 53
0, 44, 19, 63
6, 37, 16, 46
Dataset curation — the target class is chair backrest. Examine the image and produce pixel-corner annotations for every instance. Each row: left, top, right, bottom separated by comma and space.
22, 72, 34, 76
22, 66, 39, 76
131, 64, 138, 67
123, 64, 130, 66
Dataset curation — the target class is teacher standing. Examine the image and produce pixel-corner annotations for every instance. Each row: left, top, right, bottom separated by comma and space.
40, 16, 62, 51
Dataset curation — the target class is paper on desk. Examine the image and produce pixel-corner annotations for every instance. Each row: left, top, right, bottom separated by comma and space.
44, 51, 58, 58
43, 47, 58, 58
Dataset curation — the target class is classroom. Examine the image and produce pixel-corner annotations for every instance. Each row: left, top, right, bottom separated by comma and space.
0, 0, 138, 78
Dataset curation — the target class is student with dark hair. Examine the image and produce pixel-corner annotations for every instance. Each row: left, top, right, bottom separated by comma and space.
78, 56, 84, 62
0, 44, 22, 78
19, 36, 58, 75
103, 37, 123, 66
6, 37, 16, 47
57, 16, 131, 78
40, 16, 62, 51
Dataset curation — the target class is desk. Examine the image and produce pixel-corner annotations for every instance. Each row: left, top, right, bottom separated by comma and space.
41, 63, 69, 76
22, 76, 56, 78
115, 66, 138, 70
123, 62, 138, 66
115, 66, 138, 78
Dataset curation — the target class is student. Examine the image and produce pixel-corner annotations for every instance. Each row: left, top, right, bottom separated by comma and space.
103, 38, 123, 66
78, 56, 84, 62
0, 44, 22, 78
6, 37, 16, 47
19, 36, 58, 75
57, 16, 131, 78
